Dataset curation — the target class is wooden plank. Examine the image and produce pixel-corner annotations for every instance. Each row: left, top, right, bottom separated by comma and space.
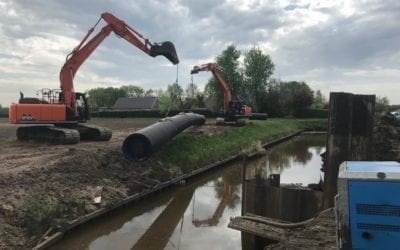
228, 217, 286, 241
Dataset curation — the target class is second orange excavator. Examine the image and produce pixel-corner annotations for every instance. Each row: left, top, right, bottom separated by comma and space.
191, 63, 252, 125
9, 12, 179, 144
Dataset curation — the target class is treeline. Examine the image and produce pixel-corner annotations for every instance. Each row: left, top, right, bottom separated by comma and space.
85, 45, 394, 117
203, 45, 328, 117
86, 45, 329, 117
86, 83, 206, 114
0, 104, 8, 117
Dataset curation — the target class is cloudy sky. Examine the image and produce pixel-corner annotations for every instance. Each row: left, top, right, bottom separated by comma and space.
0, 0, 399, 107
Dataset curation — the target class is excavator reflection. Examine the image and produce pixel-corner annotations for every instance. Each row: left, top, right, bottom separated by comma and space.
49, 163, 243, 250
132, 173, 236, 249
192, 175, 233, 227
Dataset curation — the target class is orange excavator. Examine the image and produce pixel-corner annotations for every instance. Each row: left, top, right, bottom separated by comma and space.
9, 12, 179, 144
191, 63, 252, 124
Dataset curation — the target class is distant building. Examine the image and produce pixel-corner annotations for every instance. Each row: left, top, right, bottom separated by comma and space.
111, 96, 159, 110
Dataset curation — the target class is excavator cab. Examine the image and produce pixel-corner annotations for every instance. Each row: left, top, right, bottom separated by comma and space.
75, 92, 89, 122
150, 41, 179, 65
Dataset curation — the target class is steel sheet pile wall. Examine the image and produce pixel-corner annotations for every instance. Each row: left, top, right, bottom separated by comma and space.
122, 113, 206, 161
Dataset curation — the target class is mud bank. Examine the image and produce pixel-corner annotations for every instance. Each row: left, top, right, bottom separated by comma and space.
0, 119, 324, 248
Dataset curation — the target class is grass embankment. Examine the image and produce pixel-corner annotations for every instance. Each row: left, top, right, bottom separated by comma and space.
160, 119, 327, 172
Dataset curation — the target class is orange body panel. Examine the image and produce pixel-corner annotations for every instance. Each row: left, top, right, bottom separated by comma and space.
9, 103, 66, 124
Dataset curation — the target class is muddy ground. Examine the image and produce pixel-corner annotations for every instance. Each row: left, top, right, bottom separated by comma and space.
0, 117, 230, 248
0, 114, 399, 249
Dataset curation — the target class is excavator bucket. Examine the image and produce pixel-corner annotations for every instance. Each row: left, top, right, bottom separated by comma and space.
150, 41, 179, 65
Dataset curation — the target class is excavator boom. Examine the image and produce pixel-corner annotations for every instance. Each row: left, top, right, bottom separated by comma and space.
191, 62, 252, 123
191, 63, 233, 115
61, 12, 179, 118
9, 12, 179, 144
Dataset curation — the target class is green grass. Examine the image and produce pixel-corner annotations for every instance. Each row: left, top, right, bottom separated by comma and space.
159, 119, 327, 172
22, 195, 86, 237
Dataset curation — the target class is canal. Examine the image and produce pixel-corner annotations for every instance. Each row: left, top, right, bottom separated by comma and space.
51, 133, 326, 250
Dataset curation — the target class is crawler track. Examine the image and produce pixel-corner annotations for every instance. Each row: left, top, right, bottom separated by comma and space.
16, 124, 112, 144
77, 124, 112, 141
16, 126, 80, 144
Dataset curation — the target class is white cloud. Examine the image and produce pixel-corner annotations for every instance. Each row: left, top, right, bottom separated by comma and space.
0, 0, 399, 107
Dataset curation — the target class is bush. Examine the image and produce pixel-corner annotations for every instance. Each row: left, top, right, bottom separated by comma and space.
96, 109, 216, 118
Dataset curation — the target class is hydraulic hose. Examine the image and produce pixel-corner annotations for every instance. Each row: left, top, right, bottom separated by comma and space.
233, 208, 333, 229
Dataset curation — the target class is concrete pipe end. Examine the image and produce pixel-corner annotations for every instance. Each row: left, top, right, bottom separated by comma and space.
122, 133, 153, 161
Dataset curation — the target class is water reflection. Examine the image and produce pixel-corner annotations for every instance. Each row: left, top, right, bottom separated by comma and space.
132, 187, 195, 249
247, 134, 326, 185
52, 162, 244, 250
51, 134, 325, 250
192, 171, 241, 227
241, 134, 326, 249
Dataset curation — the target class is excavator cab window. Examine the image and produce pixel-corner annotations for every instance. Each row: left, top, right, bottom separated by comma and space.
149, 41, 179, 65
75, 93, 89, 122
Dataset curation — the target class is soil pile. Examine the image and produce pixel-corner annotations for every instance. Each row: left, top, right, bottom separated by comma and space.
0, 121, 228, 248
0, 142, 179, 248
373, 113, 400, 161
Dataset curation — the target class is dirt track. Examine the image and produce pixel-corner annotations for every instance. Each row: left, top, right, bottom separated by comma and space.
0, 117, 228, 248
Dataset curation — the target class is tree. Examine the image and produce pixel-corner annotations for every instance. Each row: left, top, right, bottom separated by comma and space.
158, 82, 184, 115
280, 81, 314, 115
0, 104, 7, 115
375, 96, 390, 112
145, 88, 155, 96
312, 90, 328, 109
195, 93, 206, 108
87, 87, 127, 111
183, 82, 202, 109
243, 47, 274, 111
120, 85, 145, 97
204, 45, 244, 111
258, 78, 285, 117
167, 82, 183, 107
158, 90, 172, 115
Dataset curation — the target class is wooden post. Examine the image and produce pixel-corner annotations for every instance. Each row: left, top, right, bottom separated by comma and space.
350, 95, 375, 160
323, 93, 375, 209
323, 93, 353, 209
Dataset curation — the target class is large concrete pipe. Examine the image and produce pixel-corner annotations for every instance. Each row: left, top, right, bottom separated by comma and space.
122, 113, 206, 161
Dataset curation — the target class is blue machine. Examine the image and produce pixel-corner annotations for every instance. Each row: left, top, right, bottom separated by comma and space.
336, 161, 400, 249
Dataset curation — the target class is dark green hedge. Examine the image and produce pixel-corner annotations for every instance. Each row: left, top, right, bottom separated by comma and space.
94, 109, 217, 118
0, 113, 8, 118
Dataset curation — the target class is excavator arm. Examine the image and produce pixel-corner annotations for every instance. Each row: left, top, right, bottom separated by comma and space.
60, 12, 179, 117
191, 63, 233, 115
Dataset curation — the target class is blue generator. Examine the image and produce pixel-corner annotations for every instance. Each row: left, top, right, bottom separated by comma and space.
336, 161, 400, 249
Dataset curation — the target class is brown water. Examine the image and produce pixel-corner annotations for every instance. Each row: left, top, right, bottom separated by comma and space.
51, 133, 326, 250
